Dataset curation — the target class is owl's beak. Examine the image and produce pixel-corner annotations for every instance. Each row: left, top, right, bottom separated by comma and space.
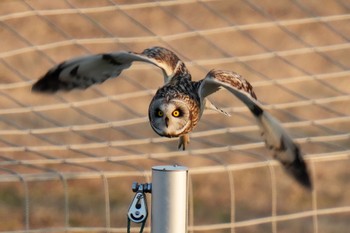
165, 116, 169, 128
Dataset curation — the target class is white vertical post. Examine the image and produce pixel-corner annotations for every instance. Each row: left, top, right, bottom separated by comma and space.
151, 165, 188, 233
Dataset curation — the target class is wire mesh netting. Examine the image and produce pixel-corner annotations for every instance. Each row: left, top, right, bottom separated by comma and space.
0, 0, 350, 232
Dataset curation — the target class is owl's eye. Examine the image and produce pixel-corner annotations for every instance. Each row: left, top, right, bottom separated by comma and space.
172, 110, 181, 117
156, 110, 163, 117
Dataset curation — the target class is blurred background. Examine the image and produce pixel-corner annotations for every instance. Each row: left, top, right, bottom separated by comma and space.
0, 0, 349, 232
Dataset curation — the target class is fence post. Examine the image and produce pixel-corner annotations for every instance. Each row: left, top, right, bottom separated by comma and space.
151, 165, 188, 233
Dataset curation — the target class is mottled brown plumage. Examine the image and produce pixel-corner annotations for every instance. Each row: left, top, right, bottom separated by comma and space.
32, 46, 312, 189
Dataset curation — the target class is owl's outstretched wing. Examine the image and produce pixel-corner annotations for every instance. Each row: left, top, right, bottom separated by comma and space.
198, 69, 312, 189
32, 47, 188, 93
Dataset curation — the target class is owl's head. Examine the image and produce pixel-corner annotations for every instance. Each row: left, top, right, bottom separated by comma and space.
148, 98, 192, 138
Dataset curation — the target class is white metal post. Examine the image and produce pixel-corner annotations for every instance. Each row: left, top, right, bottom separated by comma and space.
151, 165, 188, 233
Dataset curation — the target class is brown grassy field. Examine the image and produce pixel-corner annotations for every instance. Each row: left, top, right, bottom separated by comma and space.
0, 0, 349, 232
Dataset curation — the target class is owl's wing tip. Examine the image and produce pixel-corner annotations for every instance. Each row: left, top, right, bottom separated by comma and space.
288, 163, 313, 190
32, 78, 55, 93
32, 74, 64, 93
259, 112, 312, 190
32, 79, 53, 93
282, 146, 313, 190
32, 62, 67, 93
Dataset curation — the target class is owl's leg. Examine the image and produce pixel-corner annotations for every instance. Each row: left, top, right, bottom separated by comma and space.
178, 134, 190, 150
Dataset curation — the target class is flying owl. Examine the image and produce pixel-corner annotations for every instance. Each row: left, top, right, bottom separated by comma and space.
32, 46, 311, 189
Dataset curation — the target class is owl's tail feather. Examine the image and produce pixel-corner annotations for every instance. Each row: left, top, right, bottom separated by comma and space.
251, 105, 312, 189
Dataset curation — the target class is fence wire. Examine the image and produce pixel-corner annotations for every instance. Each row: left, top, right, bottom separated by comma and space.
0, 0, 349, 233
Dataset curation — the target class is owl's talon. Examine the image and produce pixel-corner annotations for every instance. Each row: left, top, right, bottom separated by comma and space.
178, 134, 190, 151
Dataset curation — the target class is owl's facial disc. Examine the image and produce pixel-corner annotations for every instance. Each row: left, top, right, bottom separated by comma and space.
149, 99, 191, 138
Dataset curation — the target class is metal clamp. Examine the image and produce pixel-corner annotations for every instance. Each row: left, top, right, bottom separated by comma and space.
127, 182, 152, 233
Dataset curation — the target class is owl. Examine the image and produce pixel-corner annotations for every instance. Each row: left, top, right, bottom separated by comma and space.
32, 46, 311, 189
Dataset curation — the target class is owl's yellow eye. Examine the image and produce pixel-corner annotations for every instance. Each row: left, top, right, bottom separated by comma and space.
172, 110, 180, 117
157, 110, 163, 117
